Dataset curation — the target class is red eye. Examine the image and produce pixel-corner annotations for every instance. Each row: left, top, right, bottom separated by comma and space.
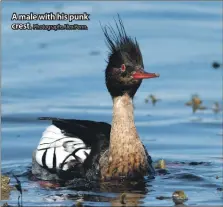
121, 64, 126, 71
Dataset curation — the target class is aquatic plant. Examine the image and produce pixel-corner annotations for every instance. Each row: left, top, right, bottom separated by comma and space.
212, 102, 221, 114
145, 94, 161, 106
172, 190, 188, 205
185, 94, 207, 113
155, 159, 166, 169
75, 201, 83, 207
1, 175, 12, 200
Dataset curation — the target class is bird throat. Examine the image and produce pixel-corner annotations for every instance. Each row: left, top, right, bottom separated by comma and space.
100, 93, 148, 181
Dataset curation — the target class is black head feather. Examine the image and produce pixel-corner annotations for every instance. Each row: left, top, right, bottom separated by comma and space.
101, 15, 144, 98
101, 15, 143, 68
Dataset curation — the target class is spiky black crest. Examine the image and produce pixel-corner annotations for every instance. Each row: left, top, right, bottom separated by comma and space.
101, 15, 143, 67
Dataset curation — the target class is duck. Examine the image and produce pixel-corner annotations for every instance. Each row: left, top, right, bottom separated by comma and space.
32, 16, 159, 182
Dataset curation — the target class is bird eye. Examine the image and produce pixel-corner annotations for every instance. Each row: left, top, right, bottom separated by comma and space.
121, 64, 126, 72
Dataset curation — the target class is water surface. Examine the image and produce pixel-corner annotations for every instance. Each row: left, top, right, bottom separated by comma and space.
1, 1, 222, 206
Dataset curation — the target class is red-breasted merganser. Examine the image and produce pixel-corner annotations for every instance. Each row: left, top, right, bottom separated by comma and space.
32, 16, 159, 182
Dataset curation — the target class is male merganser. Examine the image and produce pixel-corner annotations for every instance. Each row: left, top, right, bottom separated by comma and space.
32, 16, 159, 182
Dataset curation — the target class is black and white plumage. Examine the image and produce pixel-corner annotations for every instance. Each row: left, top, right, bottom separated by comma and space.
32, 117, 111, 181
36, 125, 91, 171
32, 15, 157, 182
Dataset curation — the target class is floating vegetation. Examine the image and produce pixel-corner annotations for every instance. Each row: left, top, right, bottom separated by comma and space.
185, 94, 207, 113
145, 94, 161, 106
1, 175, 12, 200
155, 159, 166, 169
75, 201, 83, 207
156, 191, 188, 204
172, 190, 188, 205
185, 94, 202, 105
212, 102, 221, 114
155, 159, 169, 175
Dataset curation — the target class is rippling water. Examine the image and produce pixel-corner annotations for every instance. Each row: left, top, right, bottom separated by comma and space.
1, 1, 223, 206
